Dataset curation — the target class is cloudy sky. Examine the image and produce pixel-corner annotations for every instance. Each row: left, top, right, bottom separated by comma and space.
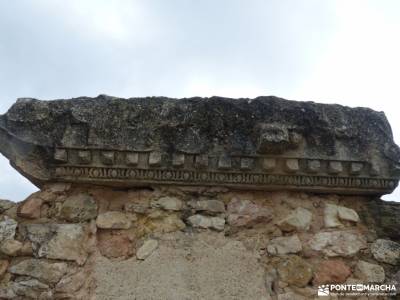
0, 0, 399, 202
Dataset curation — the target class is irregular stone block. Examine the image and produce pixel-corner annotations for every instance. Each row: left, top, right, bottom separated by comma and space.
310, 231, 367, 257
338, 207, 359, 223
267, 235, 302, 255
0, 199, 15, 214
1, 96, 398, 195
354, 260, 385, 283
0, 216, 17, 242
0, 259, 9, 278
9, 259, 68, 284
11, 278, 50, 299
96, 211, 132, 229
151, 196, 184, 211
324, 204, 359, 228
277, 255, 313, 287
188, 199, 226, 214
23, 223, 89, 265
136, 239, 158, 260
0, 239, 22, 256
277, 207, 312, 232
97, 231, 132, 259
187, 215, 225, 231
371, 239, 400, 265
313, 259, 351, 285
59, 194, 98, 222
17, 194, 43, 219
227, 197, 272, 227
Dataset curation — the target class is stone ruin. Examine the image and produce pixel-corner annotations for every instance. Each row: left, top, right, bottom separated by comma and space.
0, 95, 399, 299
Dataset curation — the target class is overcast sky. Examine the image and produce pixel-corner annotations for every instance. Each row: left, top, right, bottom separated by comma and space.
0, 0, 399, 202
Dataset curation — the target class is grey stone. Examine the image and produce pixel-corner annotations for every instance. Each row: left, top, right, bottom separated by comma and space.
337, 206, 359, 223
324, 204, 359, 228
1, 96, 398, 195
354, 260, 385, 283
23, 223, 89, 265
188, 199, 226, 214
151, 196, 184, 211
9, 259, 68, 284
12, 278, 50, 299
0, 216, 17, 242
0, 239, 22, 256
324, 204, 343, 228
187, 214, 226, 231
0, 199, 15, 213
96, 211, 132, 229
227, 197, 272, 227
277, 207, 312, 232
267, 235, 302, 255
136, 239, 159, 260
310, 231, 366, 257
59, 194, 98, 222
277, 255, 313, 287
371, 239, 400, 265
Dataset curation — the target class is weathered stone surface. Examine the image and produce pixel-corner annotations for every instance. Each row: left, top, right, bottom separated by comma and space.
11, 278, 50, 299
0, 199, 15, 213
363, 199, 400, 241
324, 204, 343, 228
23, 223, 88, 265
0, 239, 22, 256
313, 259, 352, 285
227, 197, 272, 227
96, 211, 132, 229
354, 260, 385, 283
277, 255, 313, 287
277, 292, 306, 300
17, 193, 43, 219
0, 216, 17, 242
337, 206, 359, 222
55, 269, 87, 293
324, 204, 359, 228
188, 199, 226, 214
151, 197, 184, 211
1, 96, 399, 195
94, 232, 267, 299
136, 239, 159, 260
187, 214, 225, 231
139, 213, 186, 234
9, 259, 68, 284
0, 259, 9, 278
59, 194, 97, 222
267, 235, 302, 255
310, 231, 366, 257
97, 231, 132, 259
370, 239, 400, 265
277, 207, 312, 232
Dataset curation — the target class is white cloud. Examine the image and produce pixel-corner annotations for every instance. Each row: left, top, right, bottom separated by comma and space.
0, 0, 398, 201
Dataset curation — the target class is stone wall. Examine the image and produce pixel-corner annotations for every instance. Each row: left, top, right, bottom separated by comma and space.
1, 183, 399, 299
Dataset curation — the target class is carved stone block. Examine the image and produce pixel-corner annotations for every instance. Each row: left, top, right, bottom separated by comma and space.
77, 151, 91, 165
149, 152, 162, 166
126, 153, 139, 166
262, 158, 276, 171
101, 151, 115, 165
172, 154, 185, 167
0, 95, 398, 195
307, 160, 321, 173
328, 161, 343, 174
285, 159, 300, 173
54, 149, 68, 163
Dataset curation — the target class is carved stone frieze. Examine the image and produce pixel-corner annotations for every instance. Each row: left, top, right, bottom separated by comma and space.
0, 95, 399, 195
